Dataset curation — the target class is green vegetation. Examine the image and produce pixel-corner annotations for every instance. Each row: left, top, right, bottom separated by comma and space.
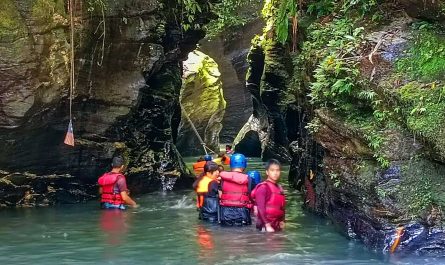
205, 0, 262, 38
293, 16, 391, 167
86, 0, 107, 13
262, 0, 298, 44
307, 0, 378, 18
180, 0, 204, 31
0, 0, 26, 40
31, 0, 65, 24
396, 160, 445, 218
396, 23, 445, 82
397, 81, 445, 158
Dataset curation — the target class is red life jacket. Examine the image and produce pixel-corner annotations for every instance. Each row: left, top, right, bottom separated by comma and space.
219, 171, 251, 208
98, 172, 125, 205
251, 181, 285, 220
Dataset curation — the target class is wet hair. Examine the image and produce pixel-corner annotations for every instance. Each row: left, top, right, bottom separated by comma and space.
226, 145, 232, 149
204, 161, 219, 173
218, 165, 225, 172
112, 156, 125, 168
197, 156, 204, 162
265, 159, 281, 170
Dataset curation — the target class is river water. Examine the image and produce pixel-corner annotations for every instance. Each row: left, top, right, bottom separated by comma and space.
0, 158, 443, 264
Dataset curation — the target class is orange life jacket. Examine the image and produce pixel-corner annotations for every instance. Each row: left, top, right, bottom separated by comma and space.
193, 161, 207, 174
98, 172, 125, 205
195, 175, 216, 208
223, 156, 230, 165
219, 171, 250, 208
251, 181, 286, 220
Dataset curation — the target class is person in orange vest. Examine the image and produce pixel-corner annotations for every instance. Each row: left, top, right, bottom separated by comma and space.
219, 153, 252, 226
251, 159, 286, 232
213, 152, 230, 166
193, 155, 213, 175
193, 161, 220, 222
98, 156, 138, 210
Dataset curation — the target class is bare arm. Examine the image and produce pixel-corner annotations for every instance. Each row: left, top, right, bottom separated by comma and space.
120, 191, 138, 208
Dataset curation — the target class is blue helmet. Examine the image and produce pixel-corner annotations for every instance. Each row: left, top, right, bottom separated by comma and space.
230, 153, 247, 169
204, 154, 213, 161
247, 171, 261, 186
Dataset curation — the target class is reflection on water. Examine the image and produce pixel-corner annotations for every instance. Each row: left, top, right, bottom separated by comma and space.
99, 210, 130, 246
0, 158, 443, 264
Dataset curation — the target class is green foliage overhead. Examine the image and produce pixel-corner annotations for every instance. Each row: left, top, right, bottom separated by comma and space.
262, 0, 298, 45
307, 0, 378, 18
276, 0, 297, 44
181, 0, 203, 31
205, 0, 262, 38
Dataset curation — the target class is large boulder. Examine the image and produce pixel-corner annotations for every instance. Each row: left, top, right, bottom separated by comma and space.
235, 37, 292, 161
200, 19, 264, 144
286, 4, 445, 255
0, 0, 214, 206
176, 50, 226, 156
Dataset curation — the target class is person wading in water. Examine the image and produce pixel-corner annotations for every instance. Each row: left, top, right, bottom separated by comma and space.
98, 156, 138, 210
251, 159, 286, 232
193, 161, 220, 222
219, 153, 252, 226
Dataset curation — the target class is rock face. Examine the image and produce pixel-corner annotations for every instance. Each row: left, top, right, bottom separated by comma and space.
176, 50, 226, 156
200, 19, 264, 144
234, 38, 292, 162
283, 1, 445, 255
0, 0, 213, 206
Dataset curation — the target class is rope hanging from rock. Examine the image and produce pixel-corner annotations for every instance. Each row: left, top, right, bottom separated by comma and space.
179, 103, 217, 155
64, 0, 76, 147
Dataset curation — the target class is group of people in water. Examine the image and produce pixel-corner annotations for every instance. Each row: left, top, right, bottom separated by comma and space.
193, 153, 286, 232
96, 149, 286, 233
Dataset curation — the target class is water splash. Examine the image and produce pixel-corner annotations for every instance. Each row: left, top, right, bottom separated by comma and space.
170, 195, 195, 209
347, 220, 357, 239
158, 160, 177, 191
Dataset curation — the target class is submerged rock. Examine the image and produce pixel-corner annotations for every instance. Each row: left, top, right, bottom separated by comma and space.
0, 170, 96, 207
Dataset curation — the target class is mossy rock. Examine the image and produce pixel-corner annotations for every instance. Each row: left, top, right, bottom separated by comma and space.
31, 0, 67, 29
177, 50, 226, 155
396, 27, 445, 82
0, 0, 27, 42
396, 81, 445, 160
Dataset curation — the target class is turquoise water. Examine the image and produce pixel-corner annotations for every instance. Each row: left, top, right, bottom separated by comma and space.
0, 158, 443, 264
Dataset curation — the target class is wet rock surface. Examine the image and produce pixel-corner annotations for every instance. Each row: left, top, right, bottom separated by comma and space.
0, 170, 96, 207
200, 19, 264, 144
235, 39, 292, 161
0, 0, 213, 206
177, 50, 225, 156
285, 10, 445, 256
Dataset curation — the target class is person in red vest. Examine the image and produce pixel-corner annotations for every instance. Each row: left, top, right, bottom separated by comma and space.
98, 156, 138, 210
219, 153, 252, 226
251, 159, 286, 232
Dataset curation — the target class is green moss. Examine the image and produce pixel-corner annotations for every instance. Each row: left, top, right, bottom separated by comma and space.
396, 27, 445, 82
181, 51, 226, 123
0, 0, 26, 41
397, 81, 445, 158
31, 0, 66, 25
396, 159, 445, 219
